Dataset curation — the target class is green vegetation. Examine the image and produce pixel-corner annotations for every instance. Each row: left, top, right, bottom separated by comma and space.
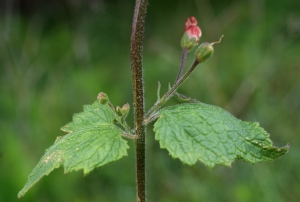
1, 0, 299, 201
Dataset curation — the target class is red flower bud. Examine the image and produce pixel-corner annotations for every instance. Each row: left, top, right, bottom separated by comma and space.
185, 16, 202, 42
181, 16, 202, 51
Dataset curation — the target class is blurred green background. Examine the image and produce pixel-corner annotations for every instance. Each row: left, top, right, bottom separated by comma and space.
0, 0, 299, 201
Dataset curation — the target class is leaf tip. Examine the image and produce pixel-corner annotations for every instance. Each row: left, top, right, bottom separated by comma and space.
17, 192, 23, 199
281, 143, 290, 153
286, 143, 290, 150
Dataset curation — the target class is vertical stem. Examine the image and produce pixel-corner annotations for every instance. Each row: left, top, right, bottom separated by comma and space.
130, 0, 148, 202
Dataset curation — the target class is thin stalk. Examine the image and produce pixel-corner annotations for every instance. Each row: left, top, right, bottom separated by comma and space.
130, 0, 148, 202
173, 92, 200, 103
145, 60, 199, 121
121, 133, 137, 140
176, 48, 188, 82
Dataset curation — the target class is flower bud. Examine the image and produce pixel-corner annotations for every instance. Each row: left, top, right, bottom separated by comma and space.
195, 35, 224, 63
195, 42, 214, 63
120, 103, 130, 118
181, 16, 202, 51
115, 103, 130, 121
115, 103, 130, 119
97, 92, 109, 104
115, 106, 122, 116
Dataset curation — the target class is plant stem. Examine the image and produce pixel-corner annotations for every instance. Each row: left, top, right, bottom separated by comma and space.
130, 0, 148, 202
176, 48, 188, 82
145, 60, 199, 122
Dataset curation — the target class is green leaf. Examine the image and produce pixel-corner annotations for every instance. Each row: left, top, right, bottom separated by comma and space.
18, 101, 129, 198
154, 103, 289, 167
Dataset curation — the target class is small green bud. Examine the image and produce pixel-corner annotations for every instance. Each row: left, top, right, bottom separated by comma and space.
195, 35, 224, 63
115, 103, 130, 119
115, 106, 122, 116
120, 103, 130, 118
97, 92, 109, 104
195, 42, 214, 63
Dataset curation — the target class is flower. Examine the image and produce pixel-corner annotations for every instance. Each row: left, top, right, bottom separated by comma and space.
181, 16, 202, 51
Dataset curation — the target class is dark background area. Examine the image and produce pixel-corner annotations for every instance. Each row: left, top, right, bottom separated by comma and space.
0, 0, 299, 201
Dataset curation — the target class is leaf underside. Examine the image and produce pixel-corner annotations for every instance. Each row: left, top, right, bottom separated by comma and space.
18, 101, 129, 198
154, 103, 289, 167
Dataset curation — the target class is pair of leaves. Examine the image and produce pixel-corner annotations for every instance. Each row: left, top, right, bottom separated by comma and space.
18, 99, 289, 198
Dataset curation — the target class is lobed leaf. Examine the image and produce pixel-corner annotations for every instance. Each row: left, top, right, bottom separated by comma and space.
18, 101, 129, 198
154, 103, 289, 167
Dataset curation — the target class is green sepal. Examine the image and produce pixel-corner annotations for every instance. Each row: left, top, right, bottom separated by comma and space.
181, 32, 197, 51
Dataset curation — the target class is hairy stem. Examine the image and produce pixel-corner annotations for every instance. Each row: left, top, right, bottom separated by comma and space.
130, 0, 148, 202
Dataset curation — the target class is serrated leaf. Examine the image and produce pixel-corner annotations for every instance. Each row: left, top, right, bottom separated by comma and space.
18, 101, 129, 198
154, 103, 289, 168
